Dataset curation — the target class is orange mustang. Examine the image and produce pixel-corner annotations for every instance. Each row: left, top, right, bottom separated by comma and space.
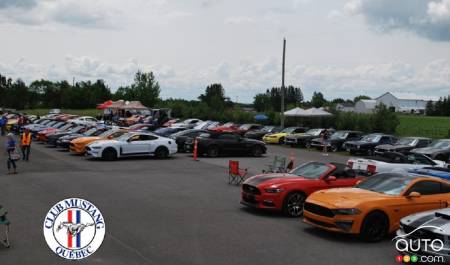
70, 129, 128, 154
303, 172, 450, 242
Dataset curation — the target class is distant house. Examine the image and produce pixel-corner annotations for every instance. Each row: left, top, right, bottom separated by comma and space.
354, 100, 377, 113
336, 103, 355, 112
375, 92, 434, 114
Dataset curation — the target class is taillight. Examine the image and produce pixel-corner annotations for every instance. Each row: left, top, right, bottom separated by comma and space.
347, 161, 354, 168
367, 164, 376, 174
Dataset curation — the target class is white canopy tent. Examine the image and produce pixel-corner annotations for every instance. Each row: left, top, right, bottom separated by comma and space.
284, 107, 308, 117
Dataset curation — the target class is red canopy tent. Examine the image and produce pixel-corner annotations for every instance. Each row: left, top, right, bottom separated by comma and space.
96, 100, 113, 109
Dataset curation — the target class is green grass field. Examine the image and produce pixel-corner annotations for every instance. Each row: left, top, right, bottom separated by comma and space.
396, 115, 450, 139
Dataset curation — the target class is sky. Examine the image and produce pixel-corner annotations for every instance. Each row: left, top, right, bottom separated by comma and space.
0, 0, 450, 103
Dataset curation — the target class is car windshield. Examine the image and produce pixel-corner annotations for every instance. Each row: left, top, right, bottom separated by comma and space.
429, 140, 450, 149
397, 138, 417, 146
239, 124, 253, 130
361, 134, 381, 143
171, 129, 194, 137
355, 173, 414, 195
306, 129, 323, 136
84, 128, 98, 136
98, 130, 116, 138
282, 127, 297, 133
59, 124, 73, 130
289, 162, 330, 179
261, 126, 274, 132
330, 131, 349, 140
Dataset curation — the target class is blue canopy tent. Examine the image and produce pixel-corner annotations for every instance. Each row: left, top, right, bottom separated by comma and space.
254, 114, 268, 122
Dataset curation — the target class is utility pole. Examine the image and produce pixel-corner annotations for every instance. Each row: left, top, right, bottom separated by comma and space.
281, 38, 286, 129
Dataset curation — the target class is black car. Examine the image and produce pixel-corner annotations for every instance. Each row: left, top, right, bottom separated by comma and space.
56, 127, 109, 149
169, 129, 209, 152
310, 130, 363, 152
244, 126, 281, 140
184, 131, 266, 157
285, 128, 330, 147
411, 139, 450, 162
153, 127, 186, 137
374, 137, 432, 155
46, 126, 89, 146
345, 133, 397, 156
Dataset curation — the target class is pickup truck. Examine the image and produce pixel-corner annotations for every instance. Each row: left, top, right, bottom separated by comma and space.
346, 152, 447, 175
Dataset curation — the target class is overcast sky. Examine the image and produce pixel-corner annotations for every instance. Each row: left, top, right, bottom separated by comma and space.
1, 0, 450, 102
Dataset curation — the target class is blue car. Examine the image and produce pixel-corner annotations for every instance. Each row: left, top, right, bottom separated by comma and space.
410, 167, 450, 181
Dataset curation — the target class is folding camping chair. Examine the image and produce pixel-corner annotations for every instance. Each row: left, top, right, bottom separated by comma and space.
263, 156, 287, 173
228, 160, 248, 185
0, 205, 10, 248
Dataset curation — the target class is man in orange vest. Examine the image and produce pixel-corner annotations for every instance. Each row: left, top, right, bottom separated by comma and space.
20, 128, 32, 161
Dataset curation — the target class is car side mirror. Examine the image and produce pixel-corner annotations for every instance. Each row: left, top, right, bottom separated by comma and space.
327, 176, 337, 181
407, 191, 421, 198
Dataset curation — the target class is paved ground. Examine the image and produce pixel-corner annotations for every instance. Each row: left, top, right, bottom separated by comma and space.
0, 138, 398, 265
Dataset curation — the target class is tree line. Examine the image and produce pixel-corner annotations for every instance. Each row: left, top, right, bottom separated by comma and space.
0, 71, 160, 110
426, 96, 450, 116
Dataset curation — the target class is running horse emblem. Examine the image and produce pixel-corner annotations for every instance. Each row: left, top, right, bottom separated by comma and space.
57, 222, 94, 236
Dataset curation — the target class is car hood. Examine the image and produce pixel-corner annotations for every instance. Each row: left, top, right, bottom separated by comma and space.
411, 147, 445, 154
266, 132, 287, 137
244, 173, 304, 186
71, 136, 102, 144
376, 144, 411, 150
401, 208, 450, 235
345, 140, 374, 146
89, 140, 120, 147
307, 188, 389, 208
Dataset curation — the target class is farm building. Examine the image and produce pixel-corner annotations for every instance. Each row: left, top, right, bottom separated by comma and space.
336, 103, 355, 112
374, 92, 439, 114
354, 99, 377, 113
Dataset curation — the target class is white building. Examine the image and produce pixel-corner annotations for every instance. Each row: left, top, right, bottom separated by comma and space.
354, 100, 377, 113
336, 103, 355, 112
375, 92, 433, 114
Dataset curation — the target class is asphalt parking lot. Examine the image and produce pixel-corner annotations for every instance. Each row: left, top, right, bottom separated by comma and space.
0, 139, 398, 265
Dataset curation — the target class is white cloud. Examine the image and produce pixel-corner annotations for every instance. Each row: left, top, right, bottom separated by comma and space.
1, 56, 449, 102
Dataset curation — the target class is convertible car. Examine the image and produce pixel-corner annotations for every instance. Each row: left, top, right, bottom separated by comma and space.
303, 173, 450, 241
241, 162, 365, 217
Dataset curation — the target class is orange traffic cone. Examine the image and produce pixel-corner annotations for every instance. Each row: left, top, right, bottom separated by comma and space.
193, 137, 199, 161
287, 151, 295, 170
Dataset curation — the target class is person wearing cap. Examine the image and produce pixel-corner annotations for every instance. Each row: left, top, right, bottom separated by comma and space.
5, 133, 17, 174
20, 128, 32, 161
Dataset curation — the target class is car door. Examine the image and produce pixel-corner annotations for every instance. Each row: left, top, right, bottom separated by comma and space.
217, 134, 240, 153
121, 134, 151, 155
392, 180, 448, 222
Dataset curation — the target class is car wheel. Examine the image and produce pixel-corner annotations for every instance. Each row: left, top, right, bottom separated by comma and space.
102, 148, 117, 161
207, 146, 219, 157
283, 192, 306, 217
305, 141, 311, 149
279, 137, 285, 144
155, 146, 169, 159
252, 146, 263, 157
359, 211, 389, 242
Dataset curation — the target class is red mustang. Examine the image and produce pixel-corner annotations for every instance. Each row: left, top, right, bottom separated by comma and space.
241, 162, 366, 217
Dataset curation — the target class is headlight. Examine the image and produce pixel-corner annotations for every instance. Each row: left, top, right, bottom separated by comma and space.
91, 146, 102, 149
264, 187, 284, 193
332, 208, 361, 215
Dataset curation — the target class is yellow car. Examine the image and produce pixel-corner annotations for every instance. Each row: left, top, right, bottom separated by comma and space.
262, 127, 306, 144
303, 172, 450, 242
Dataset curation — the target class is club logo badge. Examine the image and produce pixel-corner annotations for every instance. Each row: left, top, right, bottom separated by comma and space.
43, 198, 105, 260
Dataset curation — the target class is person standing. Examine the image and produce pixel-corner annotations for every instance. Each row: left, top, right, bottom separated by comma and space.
321, 129, 330, 156
5, 133, 17, 174
0, 115, 6, 136
20, 128, 32, 161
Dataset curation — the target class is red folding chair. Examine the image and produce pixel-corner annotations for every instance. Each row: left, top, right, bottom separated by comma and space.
228, 160, 248, 185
